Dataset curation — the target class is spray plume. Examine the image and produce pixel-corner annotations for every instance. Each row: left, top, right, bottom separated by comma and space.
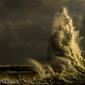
28, 7, 85, 84
48, 7, 85, 74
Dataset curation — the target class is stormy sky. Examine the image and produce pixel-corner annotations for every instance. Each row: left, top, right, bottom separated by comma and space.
0, 0, 85, 65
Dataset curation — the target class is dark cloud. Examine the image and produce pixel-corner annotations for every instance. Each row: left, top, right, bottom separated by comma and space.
0, 0, 67, 18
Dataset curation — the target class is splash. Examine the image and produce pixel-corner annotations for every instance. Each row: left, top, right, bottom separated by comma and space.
29, 58, 55, 79
48, 7, 85, 74
28, 7, 85, 84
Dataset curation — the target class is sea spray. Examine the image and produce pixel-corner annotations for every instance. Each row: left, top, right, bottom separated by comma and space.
48, 7, 85, 74
28, 7, 85, 84
29, 58, 55, 79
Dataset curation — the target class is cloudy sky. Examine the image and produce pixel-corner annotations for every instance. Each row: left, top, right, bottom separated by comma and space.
0, 0, 84, 65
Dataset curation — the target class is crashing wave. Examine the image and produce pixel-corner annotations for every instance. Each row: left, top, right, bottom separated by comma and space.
48, 7, 85, 73
29, 7, 85, 84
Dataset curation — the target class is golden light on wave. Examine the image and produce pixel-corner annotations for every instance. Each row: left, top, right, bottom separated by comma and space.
27, 7, 85, 84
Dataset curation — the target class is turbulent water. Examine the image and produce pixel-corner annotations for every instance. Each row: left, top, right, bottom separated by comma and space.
29, 7, 85, 85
